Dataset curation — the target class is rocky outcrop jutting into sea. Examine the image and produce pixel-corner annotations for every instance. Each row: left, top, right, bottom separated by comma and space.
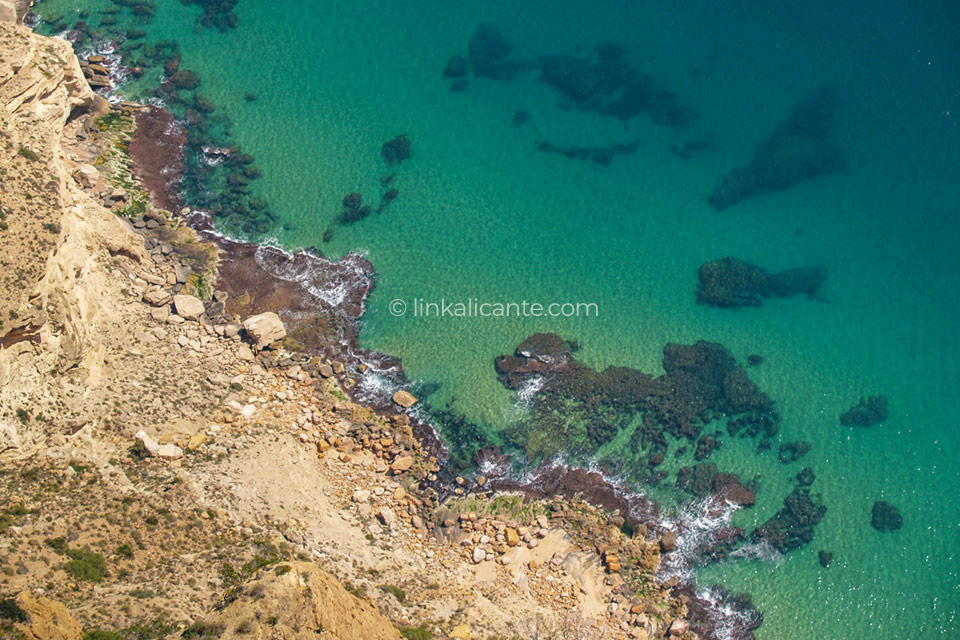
708, 84, 844, 210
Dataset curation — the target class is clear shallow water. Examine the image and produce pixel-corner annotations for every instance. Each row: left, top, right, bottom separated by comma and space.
33, 0, 960, 636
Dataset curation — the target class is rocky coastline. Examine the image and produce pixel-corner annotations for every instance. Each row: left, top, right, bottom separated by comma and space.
0, 14, 768, 640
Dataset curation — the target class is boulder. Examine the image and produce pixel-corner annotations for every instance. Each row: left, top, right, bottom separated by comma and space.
135, 430, 160, 456
12, 590, 83, 640
472, 547, 485, 564
143, 289, 171, 306
450, 624, 472, 640
157, 444, 183, 460
392, 390, 418, 408
659, 531, 677, 552
71, 164, 99, 189
668, 619, 690, 636
391, 455, 414, 472
173, 294, 204, 320
243, 312, 287, 349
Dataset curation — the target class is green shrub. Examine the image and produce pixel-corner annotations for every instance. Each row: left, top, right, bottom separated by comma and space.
380, 584, 405, 603
0, 597, 27, 623
17, 147, 38, 162
64, 548, 106, 582
398, 625, 431, 640
44, 537, 68, 554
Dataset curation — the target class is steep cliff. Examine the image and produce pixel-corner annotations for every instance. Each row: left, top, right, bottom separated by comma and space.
0, 22, 147, 456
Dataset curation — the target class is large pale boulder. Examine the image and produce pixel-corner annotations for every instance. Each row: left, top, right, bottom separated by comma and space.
173, 294, 205, 320
242, 312, 286, 349
392, 390, 418, 408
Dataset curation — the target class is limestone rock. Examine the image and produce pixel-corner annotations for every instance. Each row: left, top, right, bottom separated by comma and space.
390, 455, 414, 472
71, 164, 99, 190
157, 443, 183, 460
659, 531, 677, 552
13, 590, 83, 640
243, 312, 287, 350
450, 624, 472, 640
472, 546, 486, 564
173, 294, 205, 321
392, 390, 418, 408
669, 619, 690, 636
188, 561, 402, 640
143, 289, 171, 307
135, 430, 160, 456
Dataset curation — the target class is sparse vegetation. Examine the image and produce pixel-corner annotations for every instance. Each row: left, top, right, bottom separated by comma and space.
380, 583, 406, 603
63, 547, 107, 582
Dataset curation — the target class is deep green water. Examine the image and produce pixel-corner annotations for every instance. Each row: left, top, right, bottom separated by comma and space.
33, 0, 960, 637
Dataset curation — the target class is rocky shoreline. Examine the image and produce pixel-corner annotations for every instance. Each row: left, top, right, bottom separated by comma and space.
0, 14, 765, 640
122, 73, 762, 640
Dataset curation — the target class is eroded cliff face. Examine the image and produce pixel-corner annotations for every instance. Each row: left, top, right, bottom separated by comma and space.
188, 562, 403, 640
0, 23, 148, 456
0, 0, 31, 24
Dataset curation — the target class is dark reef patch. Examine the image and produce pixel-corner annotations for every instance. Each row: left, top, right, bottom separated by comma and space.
382, 134, 412, 165
537, 138, 641, 166
840, 395, 889, 427
495, 335, 780, 474
696, 257, 826, 308
753, 486, 826, 553
709, 84, 844, 210
871, 501, 903, 532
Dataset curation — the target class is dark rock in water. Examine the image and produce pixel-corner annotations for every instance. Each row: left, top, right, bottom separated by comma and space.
376, 188, 399, 213
169, 69, 201, 90
449, 78, 469, 92
778, 440, 811, 464
382, 134, 411, 165
746, 354, 764, 367
537, 138, 641, 166
342, 192, 362, 210
322, 228, 333, 243
871, 501, 902, 532
819, 550, 834, 567
516, 332, 577, 360
341, 205, 371, 224
677, 464, 756, 506
497, 336, 779, 471
539, 54, 605, 102
796, 467, 815, 487
753, 487, 826, 553
694, 432, 722, 460
696, 257, 827, 308
468, 24, 525, 80
512, 109, 530, 126
443, 54, 469, 77
708, 84, 844, 210
671, 136, 717, 160
840, 395, 889, 427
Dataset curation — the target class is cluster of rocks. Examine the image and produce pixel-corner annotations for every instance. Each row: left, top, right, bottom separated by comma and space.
696, 257, 826, 308
708, 84, 844, 211
79, 54, 111, 89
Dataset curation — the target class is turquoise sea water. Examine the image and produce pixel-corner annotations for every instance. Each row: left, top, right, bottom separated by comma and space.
33, 0, 960, 636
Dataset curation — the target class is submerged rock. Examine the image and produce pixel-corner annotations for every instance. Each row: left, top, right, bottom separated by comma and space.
840, 395, 888, 427
871, 500, 902, 532
753, 487, 826, 553
696, 257, 826, 308
709, 84, 844, 210
381, 134, 411, 165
